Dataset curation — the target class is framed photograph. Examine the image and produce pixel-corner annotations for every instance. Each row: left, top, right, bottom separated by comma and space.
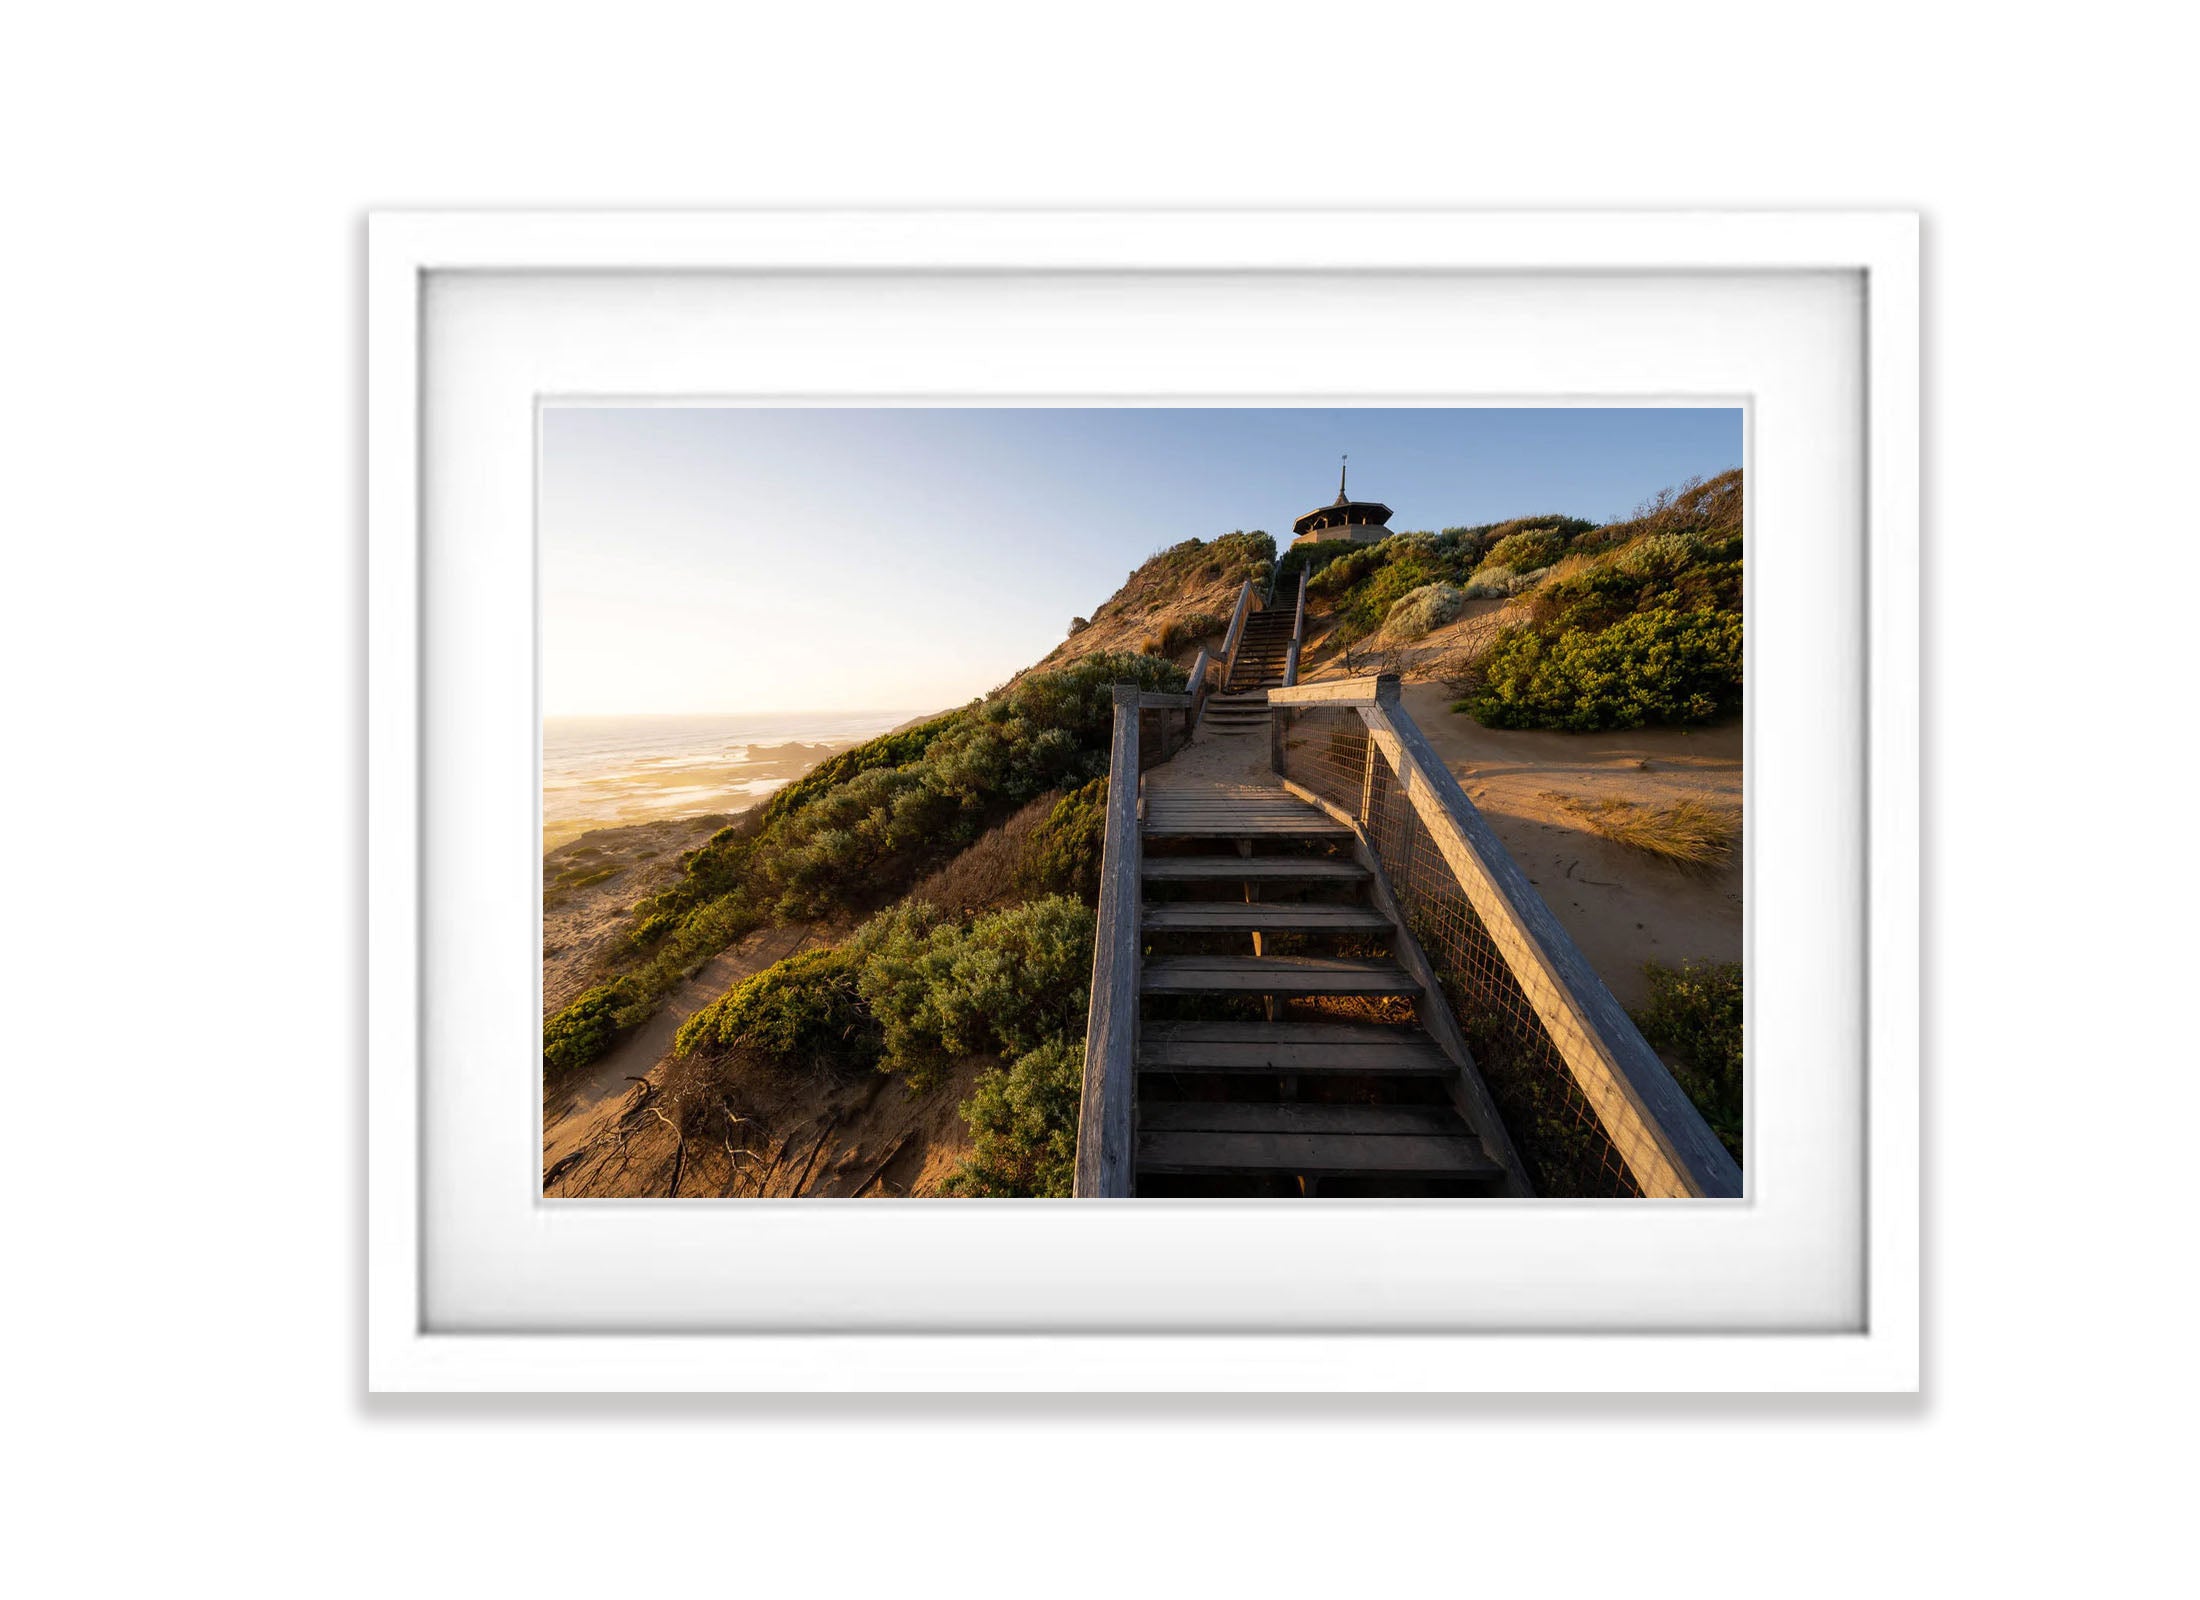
368, 211, 1917, 1390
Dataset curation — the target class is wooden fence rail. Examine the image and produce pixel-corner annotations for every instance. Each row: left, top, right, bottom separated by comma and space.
1266, 675, 1743, 1199
1217, 579, 1256, 689
1072, 685, 1144, 1197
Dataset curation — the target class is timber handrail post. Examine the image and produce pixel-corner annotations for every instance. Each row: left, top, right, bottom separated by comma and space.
1361, 697, 1742, 1199
1281, 567, 1310, 687
1072, 684, 1143, 1197
1185, 644, 1212, 736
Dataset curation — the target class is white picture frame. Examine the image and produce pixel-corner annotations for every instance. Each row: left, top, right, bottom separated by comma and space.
368, 210, 1917, 1392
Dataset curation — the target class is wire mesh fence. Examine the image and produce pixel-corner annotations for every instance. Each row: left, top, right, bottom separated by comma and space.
1278, 706, 1643, 1198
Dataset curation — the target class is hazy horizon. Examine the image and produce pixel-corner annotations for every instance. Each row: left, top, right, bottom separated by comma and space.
541, 405, 1742, 717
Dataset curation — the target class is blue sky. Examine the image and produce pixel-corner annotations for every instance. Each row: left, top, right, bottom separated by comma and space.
541, 406, 1742, 716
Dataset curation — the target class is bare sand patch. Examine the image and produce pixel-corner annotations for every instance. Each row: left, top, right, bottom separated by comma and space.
1394, 680, 1741, 1009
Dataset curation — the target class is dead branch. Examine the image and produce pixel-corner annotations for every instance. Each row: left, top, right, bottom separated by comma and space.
787, 1115, 840, 1198
850, 1132, 914, 1197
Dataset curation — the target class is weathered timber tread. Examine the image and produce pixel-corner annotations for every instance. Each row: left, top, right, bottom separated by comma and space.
1137, 1129, 1500, 1178
1142, 792, 1346, 837
1140, 954, 1419, 995
1144, 819, 1351, 837
1140, 903, 1391, 932
1140, 858, 1367, 882
1139, 1102, 1466, 1136
1144, 1021, 1433, 1044
1139, 1020, 1450, 1074
1137, 1040, 1450, 1073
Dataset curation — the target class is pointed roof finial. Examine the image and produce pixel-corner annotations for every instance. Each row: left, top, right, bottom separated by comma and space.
1335, 453, 1349, 505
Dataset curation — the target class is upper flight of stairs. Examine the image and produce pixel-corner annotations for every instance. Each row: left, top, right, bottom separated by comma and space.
1223, 604, 1299, 691
1134, 781, 1504, 1197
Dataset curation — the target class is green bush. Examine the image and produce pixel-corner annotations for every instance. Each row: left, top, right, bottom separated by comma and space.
1635, 961, 1743, 1161
848, 894, 1096, 1085
1153, 611, 1227, 657
599, 651, 1181, 1038
1300, 517, 1598, 653
1383, 581, 1466, 640
1020, 776, 1109, 903
754, 713, 967, 830
1460, 565, 1538, 600
1306, 541, 1391, 598
942, 1035, 1083, 1197
1480, 527, 1566, 575
671, 946, 881, 1072
1457, 603, 1743, 730
1274, 537, 1361, 594
543, 982, 632, 1077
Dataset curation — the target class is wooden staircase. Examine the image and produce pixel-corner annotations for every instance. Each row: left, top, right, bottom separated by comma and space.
1199, 688, 1273, 738
1134, 783, 1505, 1196
1224, 604, 1299, 690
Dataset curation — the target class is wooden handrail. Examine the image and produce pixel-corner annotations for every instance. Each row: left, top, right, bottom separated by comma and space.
1217, 579, 1256, 689
1358, 700, 1742, 1199
1072, 685, 1144, 1197
1281, 567, 1310, 687
1184, 645, 1213, 735
1267, 672, 1399, 708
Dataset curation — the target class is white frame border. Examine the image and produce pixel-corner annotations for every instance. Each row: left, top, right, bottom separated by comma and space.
367, 211, 1918, 1392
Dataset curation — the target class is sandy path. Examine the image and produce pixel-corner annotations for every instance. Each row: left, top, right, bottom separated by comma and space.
1396, 682, 1741, 1008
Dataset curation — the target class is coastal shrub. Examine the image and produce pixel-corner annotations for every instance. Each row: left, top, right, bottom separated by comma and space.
1151, 611, 1227, 657
1480, 527, 1567, 575
1460, 566, 1538, 600
1616, 531, 1708, 581
1020, 776, 1109, 903
1299, 515, 1598, 654
904, 790, 1063, 919
1383, 581, 1466, 640
754, 713, 966, 830
1306, 541, 1390, 598
942, 1035, 1083, 1198
1635, 960, 1744, 1161
620, 649, 1180, 998
671, 946, 880, 1072
848, 895, 1095, 1085
1458, 604, 1743, 730
1443, 473, 1745, 732
543, 981, 632, 1077
1274, 537, 1361, 594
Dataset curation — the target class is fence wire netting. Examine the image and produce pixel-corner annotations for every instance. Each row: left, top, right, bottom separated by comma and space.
1278, 707, 1644, 1198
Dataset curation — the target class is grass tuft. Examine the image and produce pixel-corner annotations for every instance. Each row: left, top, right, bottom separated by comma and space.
1541, 791, 1739, 870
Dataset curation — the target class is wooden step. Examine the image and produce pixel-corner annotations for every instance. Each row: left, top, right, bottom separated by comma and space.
1140, 902, 1390, 933
1141, 954, 1419, 996
1144, 816, 1348, 838
1137, 1112, 1498, 1179
1139, 1020, 1451, 1075
1139, 1102, 1466, 1136
1141, 857, 1368, 883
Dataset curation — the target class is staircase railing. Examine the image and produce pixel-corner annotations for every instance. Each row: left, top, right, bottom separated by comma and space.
1217, 578, 1257, 692
1184, 643, 1214, 736
1266, 674, 1743, 1200
1281, 567, 1309, 687
1073, 684, 1146, 1197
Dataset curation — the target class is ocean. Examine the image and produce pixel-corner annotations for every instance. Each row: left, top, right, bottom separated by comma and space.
542, 710, 933, 850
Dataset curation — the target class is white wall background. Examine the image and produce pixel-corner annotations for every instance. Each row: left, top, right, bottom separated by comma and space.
4, 3, 2189, 1594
